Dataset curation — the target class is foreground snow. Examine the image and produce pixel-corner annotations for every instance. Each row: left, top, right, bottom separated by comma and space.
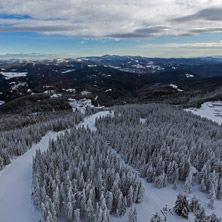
185, 101, 222, 125
0, 131, 63, 222
0, 109, 221, 222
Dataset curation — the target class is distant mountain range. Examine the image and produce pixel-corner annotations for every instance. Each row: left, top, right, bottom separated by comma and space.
0, 55, 222, 112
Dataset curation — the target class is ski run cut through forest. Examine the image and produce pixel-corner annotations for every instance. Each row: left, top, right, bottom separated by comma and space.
0, 103, 222, 222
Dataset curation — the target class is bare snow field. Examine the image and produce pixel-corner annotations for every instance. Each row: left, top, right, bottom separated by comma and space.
185, 101, 222, 125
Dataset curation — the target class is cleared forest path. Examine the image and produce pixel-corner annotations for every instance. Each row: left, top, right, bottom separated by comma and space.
0, 131, 62, 222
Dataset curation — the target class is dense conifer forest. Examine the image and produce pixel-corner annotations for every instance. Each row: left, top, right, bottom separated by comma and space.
0, 111, 83, 170
27, 103, 222, 221
96, 104, 222, 204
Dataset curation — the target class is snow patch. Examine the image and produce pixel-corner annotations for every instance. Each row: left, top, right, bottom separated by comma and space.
63, 88, 76, 93
0, 72, 27, 79
68, 98, 95, 114
61, 69, 75, 74
81, 90, 91, 96
11, 82, 28, 91
185, 74, 194, 78
170, 84, 183, 92
140, 118, 147, 124
50, 94, 62, 98
44, 90, 55, 94
132, 64, 145, 69
0, 101, 5, 105
105, 89, 112, 92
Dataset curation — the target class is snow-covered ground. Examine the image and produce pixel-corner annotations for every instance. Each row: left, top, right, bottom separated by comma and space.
0, 131, 63, 222
62, 88, 76, 93
69, 98, 95, 114
0, 109, 221, 222
170, 84, 183, 92
0, 72, 27, 79
77, 110, 113, 131
185, 101, 222, 125
0, 101, 5, 105
185, 73, 194, 78
81, 90, 91, 96
50, 93, 62, 98
61, 69, 75, 73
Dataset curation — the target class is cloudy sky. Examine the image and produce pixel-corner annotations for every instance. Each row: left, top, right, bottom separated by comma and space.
0, 0, 222, 58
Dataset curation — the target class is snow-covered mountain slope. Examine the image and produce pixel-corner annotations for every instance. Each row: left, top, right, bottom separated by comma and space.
185, 101, 222, 125
0, 108, 222, 222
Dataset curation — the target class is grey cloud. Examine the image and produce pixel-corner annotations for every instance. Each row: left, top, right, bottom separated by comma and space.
106, 26, 169, 38
171, 7, 222, 22
190, 28, 222, 33
179, 27, 222, 36
0, 25, 78, 32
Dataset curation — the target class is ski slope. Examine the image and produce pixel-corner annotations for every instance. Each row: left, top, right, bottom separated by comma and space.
0, 131, 62, 222
77, 110, 114, 131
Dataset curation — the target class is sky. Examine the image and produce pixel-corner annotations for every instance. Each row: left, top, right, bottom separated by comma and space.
0, 0, 222, 59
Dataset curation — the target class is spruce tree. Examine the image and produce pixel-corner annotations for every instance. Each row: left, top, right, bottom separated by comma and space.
174, 193, 189, 219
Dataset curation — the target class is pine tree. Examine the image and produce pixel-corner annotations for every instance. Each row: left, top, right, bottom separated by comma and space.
67, 201, 73, 220
174, 193, 189, 219
127, 186, 134, 207
74, 209, 81, 222
189, 196, 201, 214
194, 207, 207, 222
128, 207, 137, 222
137, 181, 144, 203
208, 183, 216, 209
150, 212, 162, 222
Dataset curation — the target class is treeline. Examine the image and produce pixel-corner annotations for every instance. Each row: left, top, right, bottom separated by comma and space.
0, 111, 83, 170
32, 128, 144, 222
0, 110, 74, 132
167, 86, 222, 108
96, 104, 222, 207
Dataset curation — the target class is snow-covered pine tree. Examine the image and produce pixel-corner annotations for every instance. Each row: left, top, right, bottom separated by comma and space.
150, 212, 162, 222
174, 193, 189, 219
128, 207, 137, 222
189, 196, 201, 214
